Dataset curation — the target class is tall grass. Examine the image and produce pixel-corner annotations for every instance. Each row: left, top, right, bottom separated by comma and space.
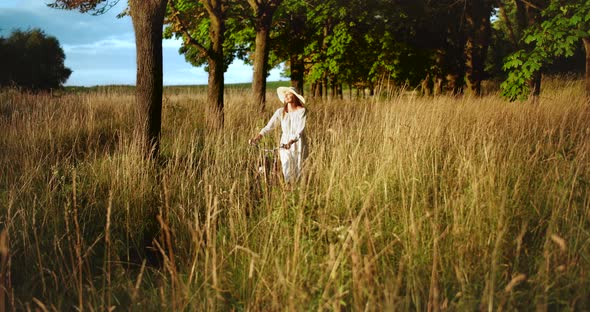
1, 77, 589, 310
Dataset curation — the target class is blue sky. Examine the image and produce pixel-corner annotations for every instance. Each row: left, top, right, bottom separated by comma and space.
0, 0, 284, 86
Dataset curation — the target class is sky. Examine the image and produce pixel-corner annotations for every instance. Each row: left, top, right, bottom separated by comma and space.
0, 0, 284, 86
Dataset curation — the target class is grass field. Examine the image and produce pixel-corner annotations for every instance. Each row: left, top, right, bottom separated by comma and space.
1, 78, 589, 311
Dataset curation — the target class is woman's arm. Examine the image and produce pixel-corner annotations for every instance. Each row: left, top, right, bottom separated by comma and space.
250, 108, 282, 144
260, 109, 282, 136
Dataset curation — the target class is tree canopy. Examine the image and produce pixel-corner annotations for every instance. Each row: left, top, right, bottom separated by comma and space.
159, 0, 588, 103
46, 0, 590, 104
0, 28, 72, 91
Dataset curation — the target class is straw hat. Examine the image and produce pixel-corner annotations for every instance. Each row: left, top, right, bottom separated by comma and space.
277, 86, 305, 104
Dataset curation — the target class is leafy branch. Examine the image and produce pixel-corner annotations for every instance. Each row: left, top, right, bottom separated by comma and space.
500, 0, 590, 101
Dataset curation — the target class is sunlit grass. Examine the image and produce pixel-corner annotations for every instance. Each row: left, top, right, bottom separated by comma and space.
0, 77, 589, 310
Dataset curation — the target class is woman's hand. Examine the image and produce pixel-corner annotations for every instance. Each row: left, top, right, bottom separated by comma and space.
282, 139, 297, 149
249, 134, 262, 145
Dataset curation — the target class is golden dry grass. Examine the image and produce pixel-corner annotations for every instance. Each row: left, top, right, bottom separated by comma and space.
0, 77, 589, 310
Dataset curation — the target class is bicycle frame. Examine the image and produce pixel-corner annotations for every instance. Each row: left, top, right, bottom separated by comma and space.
250, 144, 283, 188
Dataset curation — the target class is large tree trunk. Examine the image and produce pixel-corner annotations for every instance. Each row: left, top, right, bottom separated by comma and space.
129, 0, 168, 158
583, 37, 590, 99
464, 0, 492, 96
290, 54, 304, 93
314, 80, 322, 98
498, 1, 518, 45
253, 27, 270, 111
251, 0, 282, 111
514, 0, 528, 39
206, 5, 225, 130
527, 0, 544, 103
288, 12, 305, 94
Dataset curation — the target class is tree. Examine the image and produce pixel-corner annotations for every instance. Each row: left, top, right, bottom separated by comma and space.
0, 28, 72, 91
247, 0, 283, 110
166, 0, 285, 116
50, 0, 168, 158
486, 1, 519, 81
272, 0, 394, 98
271, 0, 308, 92
166, 0, 235, 129
389, 0, 466, 95
491, 0, 548, 101
464, 0, 494, 96
501, 0, 590, 101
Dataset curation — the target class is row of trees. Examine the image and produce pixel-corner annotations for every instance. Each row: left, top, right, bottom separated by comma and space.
0, 29, 72, 91
48, 0, 589, 158
162, 0, 589, 103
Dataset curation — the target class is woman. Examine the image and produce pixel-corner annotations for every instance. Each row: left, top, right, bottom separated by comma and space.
249, 87, 308, 183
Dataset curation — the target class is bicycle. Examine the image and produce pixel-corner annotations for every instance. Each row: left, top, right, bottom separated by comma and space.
248, 141, 287, 200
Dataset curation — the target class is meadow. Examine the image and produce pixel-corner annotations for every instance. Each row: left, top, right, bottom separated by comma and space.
0, 78, 589, 311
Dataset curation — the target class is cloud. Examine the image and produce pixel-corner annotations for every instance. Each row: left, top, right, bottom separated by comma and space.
0, 1, 131, 44
63, 36, 135, 55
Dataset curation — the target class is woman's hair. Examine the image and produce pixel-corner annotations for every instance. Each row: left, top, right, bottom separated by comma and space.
283, 93, 304, 118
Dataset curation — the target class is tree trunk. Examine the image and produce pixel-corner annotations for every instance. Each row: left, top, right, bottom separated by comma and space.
464, 0, 492, 97
129, 0, 168, 159
527, 1, 544, 102
514, 0, 528, 39
290, 54, 305, 94
434, 77, 443, 96
529, 71, 541, 102
433, 49, 444, 96
583, 37, 590, 99
253, 26, 270, 111
207, 56, 224, 130
330, 77, 338, 98
288, 12, 305, 94
498, 1, 518, 45
315, 81, 322, 98
515, 0, 546, 102
251, 0, 281, 111
349, 84, 353, 100
421, 74, 431, 96
206, 6, 225, 130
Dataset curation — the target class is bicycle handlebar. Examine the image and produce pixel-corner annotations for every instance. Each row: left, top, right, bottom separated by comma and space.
249, 141, 287, 152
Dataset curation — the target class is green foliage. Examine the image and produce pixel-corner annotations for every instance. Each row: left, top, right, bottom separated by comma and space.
164, 0, 246, 72
0, 28, 72, 91
285, 0, 413, 87
501, 0, 590, 101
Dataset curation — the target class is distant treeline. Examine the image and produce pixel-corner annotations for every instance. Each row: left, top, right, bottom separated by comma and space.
62, 81, 291, 94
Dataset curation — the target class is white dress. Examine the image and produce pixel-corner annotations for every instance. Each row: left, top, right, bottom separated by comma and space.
259, 107, 308, 182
